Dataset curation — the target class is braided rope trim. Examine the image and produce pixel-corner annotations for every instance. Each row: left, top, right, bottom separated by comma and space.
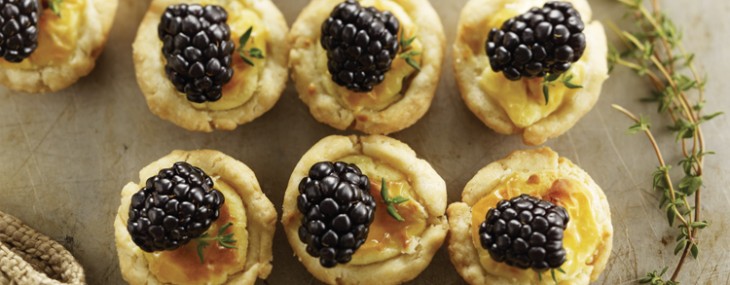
0, 210, 86, 285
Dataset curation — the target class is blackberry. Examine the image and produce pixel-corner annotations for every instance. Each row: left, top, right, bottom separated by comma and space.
320, 0, 400, 92
0, 0, 40, 62
127, 161, 225, 252
485, 1, 586, 80
297, 161, 377, 267
478, 194, 569, 271
158, 4, 235, 103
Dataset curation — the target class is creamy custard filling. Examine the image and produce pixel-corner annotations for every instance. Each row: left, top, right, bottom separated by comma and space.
183, 0, 268, 111
0, 0, 85, 68
316, 0, 423, 112
338, 155, 428, 265
470, 172, 600, 283
477, 1, 587, 128
144, 178, 248, 285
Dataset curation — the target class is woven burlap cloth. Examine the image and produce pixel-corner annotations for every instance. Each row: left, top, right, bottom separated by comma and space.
0, 210, 85, 285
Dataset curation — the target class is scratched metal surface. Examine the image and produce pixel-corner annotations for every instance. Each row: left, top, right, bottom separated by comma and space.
0, 0, 728, 284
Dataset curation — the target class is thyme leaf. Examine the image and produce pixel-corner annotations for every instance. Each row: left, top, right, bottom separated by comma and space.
380, 178, 409, 222
561, 73, 583, 89
399, 31, 420, 71
535, 267, 564, 284
628, 115, 651, 134
238, 26, 264, 66
49, 0, 63, 17
541, 72, 582, 105
249, 48, 264, 59
550, 269, 558, 284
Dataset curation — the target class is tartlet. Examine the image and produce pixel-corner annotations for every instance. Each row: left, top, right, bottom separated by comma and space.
447, 147, 612, 284
114, 149, 276, 285
282, 135, 448, 284
453, 0, 608, 145
289, 0, 445, 134
133, 0, 289, 132
0, 0, 118, 93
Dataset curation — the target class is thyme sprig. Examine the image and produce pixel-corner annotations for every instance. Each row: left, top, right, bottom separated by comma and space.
195, 222, 237, 264
608, 0, 721, 282
399, 31, 421, 71
380, 178, 409, 222
542, 72, 582, 104
638, 267, 678, 285
238, 27, 264, 66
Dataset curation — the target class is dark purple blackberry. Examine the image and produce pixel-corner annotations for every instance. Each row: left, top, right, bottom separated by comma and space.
158, 4, 234, 103
127, 161, 225, 252
320, 0, 400, 92
485, 1, 586, 80
297, 161, 377, 267
478, 194, 569, 271
0, 0, 40, 62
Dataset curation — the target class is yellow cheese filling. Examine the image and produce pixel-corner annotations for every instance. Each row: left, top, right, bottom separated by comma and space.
339, 155, 428, 265
316, 0, 423, 112
188, 0, 268, 111
478, 3, 586, 128
470, 172, 600, 283
144, 179, 248, 285
0, 0, 85, 67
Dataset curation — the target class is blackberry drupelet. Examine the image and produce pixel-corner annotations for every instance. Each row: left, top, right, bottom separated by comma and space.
127, 161, 225, 252
479, 194, 569, 271
297, 161, 377, 267
485, 1, 586, 80
158, 4, 235, 103
320, 0, 400, 92
0, 0, 40, 62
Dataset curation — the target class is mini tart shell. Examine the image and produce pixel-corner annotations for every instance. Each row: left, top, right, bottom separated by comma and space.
0, 0, 118, 93
133, 0, 289, 132
446, 147, 612, 285
288, 0, 445, 135
114, 149, 277, 285
453, 0, 608, 145
281, 135, 448, 285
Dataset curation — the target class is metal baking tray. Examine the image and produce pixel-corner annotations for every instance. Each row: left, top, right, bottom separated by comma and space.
0, 0, 727, 283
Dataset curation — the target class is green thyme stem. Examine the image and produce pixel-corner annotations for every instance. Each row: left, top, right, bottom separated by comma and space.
607, 23, 666, 88
641, 17, 705, 173
611, 1, 719, 282
636, 1, 677, 75
677, 43, 706, 107
612, 3, 706, 177
630, 0, 704, 127
648, 55, 696, 123
195, 222, 237, 264
637, 8, 708, 262
612, 105, 689, 228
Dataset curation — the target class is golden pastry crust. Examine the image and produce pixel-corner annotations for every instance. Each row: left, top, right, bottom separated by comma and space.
133, 0, 289, 132
281, 135, 448, 284
289, 0, 445, 134
453, 0, 608, 145
114, 149, 276, 285
447, 147, 613, 285
0, 0, 118, 93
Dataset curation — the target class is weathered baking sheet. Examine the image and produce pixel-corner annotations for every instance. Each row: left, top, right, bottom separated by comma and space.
0, 0, 728, 284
